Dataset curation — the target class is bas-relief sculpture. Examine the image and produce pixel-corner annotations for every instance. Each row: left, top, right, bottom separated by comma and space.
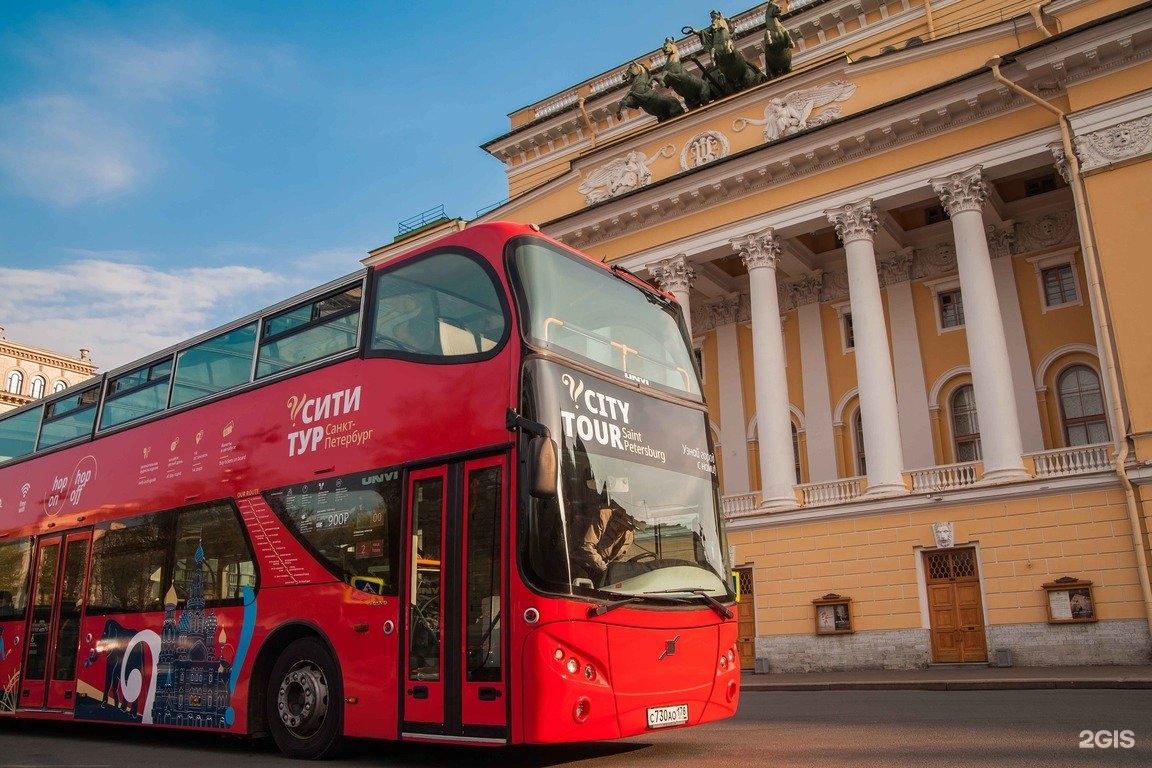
578, 147, 673, 204
733, 80, 859, 141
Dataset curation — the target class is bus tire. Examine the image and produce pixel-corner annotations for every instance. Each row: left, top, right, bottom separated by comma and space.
267, 637, 344, 759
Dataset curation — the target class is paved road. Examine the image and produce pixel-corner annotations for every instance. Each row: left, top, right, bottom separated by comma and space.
3, 689, 1151, 767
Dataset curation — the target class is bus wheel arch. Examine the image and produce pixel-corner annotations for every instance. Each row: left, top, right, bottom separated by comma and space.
251, 624, 345, 759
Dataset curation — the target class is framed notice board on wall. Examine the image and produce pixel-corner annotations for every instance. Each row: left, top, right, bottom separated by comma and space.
1043, 577, 1097, 623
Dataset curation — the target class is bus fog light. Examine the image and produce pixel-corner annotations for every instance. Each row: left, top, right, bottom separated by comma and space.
566, 658, 579, 674
726, 680, 737, 702
573, 696, 592, 723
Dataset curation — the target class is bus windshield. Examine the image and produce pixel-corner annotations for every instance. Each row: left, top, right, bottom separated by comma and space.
520, 360, 732, 603
510, 237, 700, 399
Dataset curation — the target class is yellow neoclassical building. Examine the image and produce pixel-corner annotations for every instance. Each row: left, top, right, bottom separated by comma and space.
444, 0, 1152, 671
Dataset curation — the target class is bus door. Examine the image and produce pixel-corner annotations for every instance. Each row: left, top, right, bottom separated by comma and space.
402, 456, 507, 742
20, 530, 91, 711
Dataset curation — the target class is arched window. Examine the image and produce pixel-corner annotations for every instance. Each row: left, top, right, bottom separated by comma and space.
791, 422, 801, 484
951, 385, 982, 462
52, 380, 67, 393
852, 408, 867, 476
30, 376, 46, 399
5, 371, 23, 395
1058, 365, 1109, 446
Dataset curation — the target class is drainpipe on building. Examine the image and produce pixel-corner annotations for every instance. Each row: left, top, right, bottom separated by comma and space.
923, 0, 936, 40
578, 96, 598, 148
988, 55, 1152, 640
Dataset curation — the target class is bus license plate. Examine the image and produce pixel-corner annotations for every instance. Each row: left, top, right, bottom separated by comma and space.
647, 704, 689, 729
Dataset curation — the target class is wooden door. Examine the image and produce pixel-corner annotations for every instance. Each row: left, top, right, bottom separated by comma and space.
735, 567, 756, 670
924, 547, 987, 663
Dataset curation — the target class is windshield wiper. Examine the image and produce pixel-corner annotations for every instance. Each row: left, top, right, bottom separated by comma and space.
587, 592, 691, 617
645, 588, 734, 620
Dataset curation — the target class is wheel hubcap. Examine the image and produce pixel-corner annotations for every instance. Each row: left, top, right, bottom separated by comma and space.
276, 661, 329, 736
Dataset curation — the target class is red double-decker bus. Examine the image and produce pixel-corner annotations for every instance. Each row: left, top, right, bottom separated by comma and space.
0, 222, 739, 758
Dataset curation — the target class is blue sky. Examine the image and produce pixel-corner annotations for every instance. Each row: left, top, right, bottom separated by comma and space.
0, 0, 751, 371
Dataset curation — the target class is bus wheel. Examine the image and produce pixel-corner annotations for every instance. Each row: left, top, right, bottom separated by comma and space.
267, 637, 344, 759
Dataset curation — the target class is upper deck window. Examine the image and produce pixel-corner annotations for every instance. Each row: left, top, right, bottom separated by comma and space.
257, 285, 362, 378
0, 407, 40, 462
509, 237, 700, 398
38, 384, 100, 450
100, 357, 174, 430
170, 323, 258, 408
369, 251, 506, 360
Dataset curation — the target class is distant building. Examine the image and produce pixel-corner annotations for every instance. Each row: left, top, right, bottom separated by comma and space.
467, 1, 1152, 671
0, 326, 98, 413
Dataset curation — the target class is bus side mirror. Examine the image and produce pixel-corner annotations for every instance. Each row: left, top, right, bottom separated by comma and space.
528, 435, 558, 499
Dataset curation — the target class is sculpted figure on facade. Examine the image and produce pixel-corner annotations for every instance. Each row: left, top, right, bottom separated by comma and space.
615, 61, 685, 122
578, 149, 662, 205
733, 80, 858, 141
683, 10, 766, 97
656, 38, 713, 110
762, 1, 796, 79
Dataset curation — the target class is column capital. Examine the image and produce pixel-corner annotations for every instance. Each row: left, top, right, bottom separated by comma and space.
648, 253, 696, 294
824, 199, 878, 244
732, 229, 782, 271
930, 165, 988, 216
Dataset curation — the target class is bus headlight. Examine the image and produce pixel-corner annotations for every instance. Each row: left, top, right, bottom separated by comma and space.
573, 696, 592, 723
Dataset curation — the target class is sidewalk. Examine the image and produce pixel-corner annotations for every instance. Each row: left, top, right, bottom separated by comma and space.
740, 664, 1152, 692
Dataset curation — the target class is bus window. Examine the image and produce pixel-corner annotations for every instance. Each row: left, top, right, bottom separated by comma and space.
257, 285, 362, 378
264, 468, 402, 594
171, 503, 256, 604
0, 538, 32, 618
88, 515, 170, 613
0, 406, 40, 462
171, 323, 258, 408
99, 357, 173, 430
369, 252, 506, 358
38, 384, 101, 450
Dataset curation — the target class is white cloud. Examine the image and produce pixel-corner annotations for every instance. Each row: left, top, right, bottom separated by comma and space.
0, 95, 149, 205
0, 243, 367, 372
0, 258, 290, 371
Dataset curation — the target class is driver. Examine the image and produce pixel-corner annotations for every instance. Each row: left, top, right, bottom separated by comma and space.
572, 501, 637, 583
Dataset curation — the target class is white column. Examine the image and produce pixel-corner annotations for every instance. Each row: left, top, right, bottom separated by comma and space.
880, 251, 936, 469
825, 200, 907, 497
648, 254, 696, 336
712, 296, 750, 494
930, 166, 1029, 482
788, 273, 837, 482
733, 229, 798, 511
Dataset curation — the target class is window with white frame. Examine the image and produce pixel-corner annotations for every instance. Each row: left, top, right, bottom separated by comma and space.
852, 408, 867, 476
833, 302, 854, 352
925, 277, 965, 334
938, 289, 965, 328
950, 384, 982, 462
29, 376, 46, 399
52, 380, 67, 393
1029, 250, 1082, 313
5, 371, 23, 395
1058, 365, 1109, 446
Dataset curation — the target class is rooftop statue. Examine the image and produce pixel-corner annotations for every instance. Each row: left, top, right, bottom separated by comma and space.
656, 38, 713, 110
683, 9, 766, 97
763, 1, 796, 79
615, 61, 685, 122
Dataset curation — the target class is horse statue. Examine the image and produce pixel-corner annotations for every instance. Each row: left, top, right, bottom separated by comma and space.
656, 38, 712, 110
615, 61, 685, 122
763, 1, 796, 79
684, 10, 766, 96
